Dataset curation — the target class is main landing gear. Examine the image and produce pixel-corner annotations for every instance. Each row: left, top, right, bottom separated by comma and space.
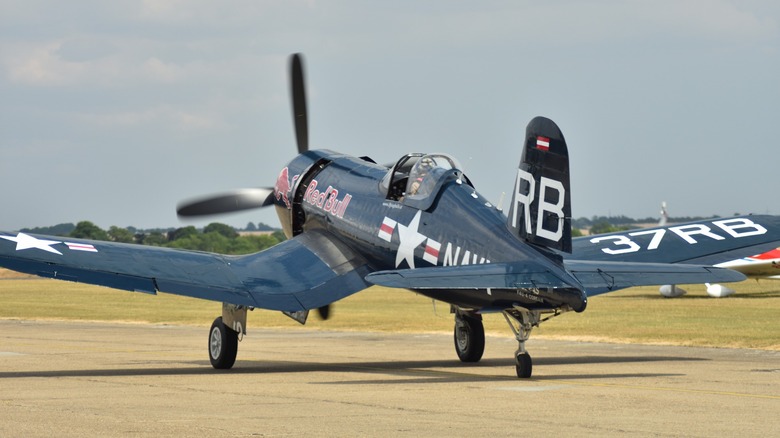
453, 306, 566, 378
208, 303, 248, 370
454, 310, 485, 363
209, 316, 238, 369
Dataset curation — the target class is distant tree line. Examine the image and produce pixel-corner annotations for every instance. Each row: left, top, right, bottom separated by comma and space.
21, 222, 285, 255
243, 222, 276, 232
19, 214, 722, 250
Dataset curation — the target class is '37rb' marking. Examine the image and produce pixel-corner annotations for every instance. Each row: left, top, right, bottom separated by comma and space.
590, 218, 767, 255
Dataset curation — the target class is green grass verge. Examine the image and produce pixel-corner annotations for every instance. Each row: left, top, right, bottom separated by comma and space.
1, 276, 778, 349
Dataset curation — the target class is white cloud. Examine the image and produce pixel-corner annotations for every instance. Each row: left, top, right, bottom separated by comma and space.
72, 105, 230, 131
1, 38, 279, 89
142, 57, 183, 83
2, 41, 86, 86
649, 0, 778, 40
1, 40, 135, 87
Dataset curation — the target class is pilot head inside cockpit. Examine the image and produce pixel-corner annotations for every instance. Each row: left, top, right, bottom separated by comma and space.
409, 156, 435, 195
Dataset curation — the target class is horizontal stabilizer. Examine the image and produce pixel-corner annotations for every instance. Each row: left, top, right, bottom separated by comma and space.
564, 260, 746, 296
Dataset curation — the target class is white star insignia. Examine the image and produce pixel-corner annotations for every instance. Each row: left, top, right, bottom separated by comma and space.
395, 211, 428, 269
0, 232, 63, 255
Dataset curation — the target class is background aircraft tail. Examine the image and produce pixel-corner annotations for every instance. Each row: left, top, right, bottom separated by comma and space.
506, 116, 572, 253
659, 201, 669, 226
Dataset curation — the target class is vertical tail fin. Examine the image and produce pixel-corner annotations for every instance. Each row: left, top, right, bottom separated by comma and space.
506, 116, 572, 253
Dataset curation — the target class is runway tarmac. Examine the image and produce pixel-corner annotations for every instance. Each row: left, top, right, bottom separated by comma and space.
1, 319, 778, 437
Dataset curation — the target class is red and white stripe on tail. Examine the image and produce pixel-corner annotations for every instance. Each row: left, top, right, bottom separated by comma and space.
536, 135, 550, 151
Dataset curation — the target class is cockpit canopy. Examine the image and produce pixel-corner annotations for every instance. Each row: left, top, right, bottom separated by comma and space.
381, 153, 469, 209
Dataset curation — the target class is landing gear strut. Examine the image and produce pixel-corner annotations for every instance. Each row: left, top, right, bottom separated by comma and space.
453, 310, 485, 363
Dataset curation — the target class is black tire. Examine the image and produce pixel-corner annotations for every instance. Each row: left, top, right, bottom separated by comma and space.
209, 316, 238, 369
515, 352, 532, 378
453, 314, 485, 363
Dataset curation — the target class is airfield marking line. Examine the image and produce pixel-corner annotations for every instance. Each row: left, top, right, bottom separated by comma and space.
554, 380, 780, 400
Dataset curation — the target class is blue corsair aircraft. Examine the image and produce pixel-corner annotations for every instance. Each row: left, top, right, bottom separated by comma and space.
2, 54, 780, 378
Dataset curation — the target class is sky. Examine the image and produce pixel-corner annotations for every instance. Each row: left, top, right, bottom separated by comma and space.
1, 0, 779, 231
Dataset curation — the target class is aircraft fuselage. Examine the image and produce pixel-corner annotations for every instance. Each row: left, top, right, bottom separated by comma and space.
273, 150, 587, 312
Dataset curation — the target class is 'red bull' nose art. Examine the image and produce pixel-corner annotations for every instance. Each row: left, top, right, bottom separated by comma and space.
274, 167, 298, 209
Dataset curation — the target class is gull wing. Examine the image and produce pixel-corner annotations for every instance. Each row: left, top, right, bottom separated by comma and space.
0, 229, 371, 312
366, 261, 576, 289
366, 260, 744, 297
563, 260, 745, 296
572, 215, 780, 265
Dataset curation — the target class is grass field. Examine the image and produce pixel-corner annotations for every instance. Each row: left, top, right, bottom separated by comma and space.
1, 268, 779, 350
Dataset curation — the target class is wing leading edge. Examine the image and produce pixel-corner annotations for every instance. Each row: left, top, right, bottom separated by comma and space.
0, 229, 371, 312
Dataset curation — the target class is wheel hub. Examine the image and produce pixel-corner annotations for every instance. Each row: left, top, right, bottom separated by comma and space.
210, 326, 222, 359
455, 326, 469, 351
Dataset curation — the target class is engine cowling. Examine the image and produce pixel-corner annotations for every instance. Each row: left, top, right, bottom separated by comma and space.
273, 151, 335, 238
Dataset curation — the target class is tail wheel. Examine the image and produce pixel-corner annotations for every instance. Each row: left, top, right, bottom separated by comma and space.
454, 313, 485, 363
209, 316, 238, 369
515, 352, 532, 378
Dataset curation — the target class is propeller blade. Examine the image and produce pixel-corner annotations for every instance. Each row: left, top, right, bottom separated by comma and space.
316, 305, 331, 320
178, 55, 308, 219
290, 53, 308, 154
176, 188, 275, 217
